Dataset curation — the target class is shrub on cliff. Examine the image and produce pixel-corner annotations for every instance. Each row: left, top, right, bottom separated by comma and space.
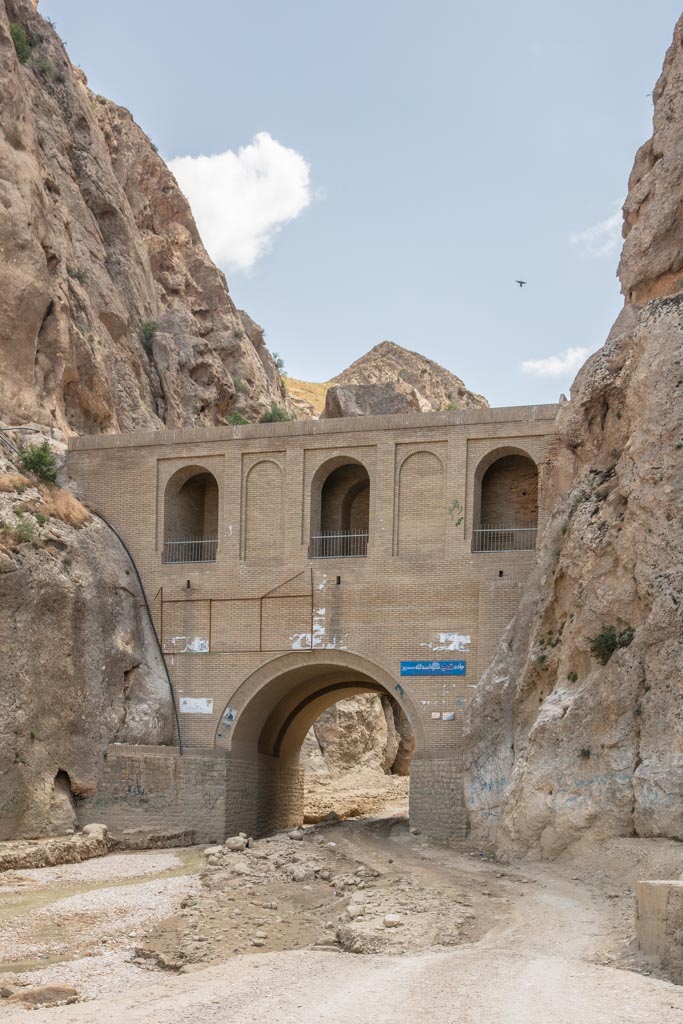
10, 22, 30, 64
589, 625, 635, 665
260, 402, 295, 423
19, 441, 58, 484
138, 320, 157, 357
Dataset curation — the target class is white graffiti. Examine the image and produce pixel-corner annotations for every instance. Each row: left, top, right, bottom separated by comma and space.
289, 606, 348, 651
420, 632, 471, 652
166, 635, 209, 654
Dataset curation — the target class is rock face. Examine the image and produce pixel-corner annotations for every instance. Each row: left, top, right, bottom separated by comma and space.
0, 443, 174, 839
464, 17, 683, 860
301, 694, 414, 821
324, 341, 488, 418
302, 694, 414, 777
0, 0, 291, 434
287, 342, 488, 419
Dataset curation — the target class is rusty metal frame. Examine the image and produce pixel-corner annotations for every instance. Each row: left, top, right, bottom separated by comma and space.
157, 569, 316, 655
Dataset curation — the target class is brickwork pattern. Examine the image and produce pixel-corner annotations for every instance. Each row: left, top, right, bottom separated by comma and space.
480, 454, 538, 527
68, 404, 560, 840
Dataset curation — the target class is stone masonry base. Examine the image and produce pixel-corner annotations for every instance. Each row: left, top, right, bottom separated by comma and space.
77, 745, 468, 844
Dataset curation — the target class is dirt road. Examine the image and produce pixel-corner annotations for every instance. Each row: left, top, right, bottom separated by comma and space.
2, 819, 682, 1023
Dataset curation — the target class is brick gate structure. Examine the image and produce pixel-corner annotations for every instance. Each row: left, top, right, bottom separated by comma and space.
68, 403, 560, 842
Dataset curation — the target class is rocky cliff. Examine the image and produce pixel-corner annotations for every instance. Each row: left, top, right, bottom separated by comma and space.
0, 0, 292, 434
301, 694, 414, 821
0, 0, 296, 839
0, 438, 174, 839
464, 17, 683, 859
302, 694, 414, 777
287, 341, 488, 418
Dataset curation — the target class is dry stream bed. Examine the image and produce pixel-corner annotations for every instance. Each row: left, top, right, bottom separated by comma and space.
0, 819, 682, 1022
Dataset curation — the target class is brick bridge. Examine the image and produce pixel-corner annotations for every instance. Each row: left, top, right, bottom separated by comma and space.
67, 403, 560, 843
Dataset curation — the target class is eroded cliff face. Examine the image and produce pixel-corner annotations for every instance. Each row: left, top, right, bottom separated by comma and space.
0, 0, 291, 434
464, 17, 683, 859
302, 694, 414, 777
0, 442, 174, 839
0, 0, 300, 840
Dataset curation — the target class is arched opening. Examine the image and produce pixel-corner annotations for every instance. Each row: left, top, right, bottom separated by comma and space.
309, 457, 370, 558
472, 448, 538, 552
163, 465, 219, 563
216, 652, 424, 837
301, 693, 414, 823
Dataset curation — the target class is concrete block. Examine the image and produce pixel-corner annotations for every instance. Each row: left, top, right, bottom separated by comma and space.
637, 880, 683, 981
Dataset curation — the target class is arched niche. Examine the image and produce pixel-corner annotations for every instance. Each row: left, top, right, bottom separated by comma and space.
309, 456, 370, 558
396, 450, 445, 559
472, 447, 538, 552
243, 459, 285, 562
163, 465, 219, 563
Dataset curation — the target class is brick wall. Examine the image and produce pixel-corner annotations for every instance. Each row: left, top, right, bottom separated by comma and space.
480, 454, 538, 526
68, 403, 560, 841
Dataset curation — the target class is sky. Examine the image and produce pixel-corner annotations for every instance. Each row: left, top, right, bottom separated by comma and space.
40, 0, 681, 407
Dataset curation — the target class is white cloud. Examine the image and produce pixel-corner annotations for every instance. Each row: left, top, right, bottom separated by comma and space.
168, 132, 312, 272
570, 201, 624, 258
520, 346, 591, 378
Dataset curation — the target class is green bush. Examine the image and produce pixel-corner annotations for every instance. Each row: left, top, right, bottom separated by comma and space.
19, 440, 58, 483
10, 22, 30, 63
138, 320, 157, 356
67, 265, 87, 284
227, 412, 249, 426
589, 625, 635, 666
260, 402, 294, 423
14, 519, 35, 544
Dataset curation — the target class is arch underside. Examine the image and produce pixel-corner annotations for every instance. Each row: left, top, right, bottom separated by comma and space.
219, 651, 424, 761
216, 651, 427, 837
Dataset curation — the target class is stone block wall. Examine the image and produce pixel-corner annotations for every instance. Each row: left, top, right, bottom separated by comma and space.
409, 757, 468, 839
77, 744, 305, 843
78, 745, 228, 845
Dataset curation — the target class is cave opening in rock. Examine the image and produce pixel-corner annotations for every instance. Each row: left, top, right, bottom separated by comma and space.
49, 769, 78, 835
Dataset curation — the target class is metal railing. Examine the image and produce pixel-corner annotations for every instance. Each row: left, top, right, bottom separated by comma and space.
309, 529, 368, 559
472, 525, 537, 553
163, 537, 218, 564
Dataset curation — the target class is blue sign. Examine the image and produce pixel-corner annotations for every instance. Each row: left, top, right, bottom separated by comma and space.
400, 660, 466, 677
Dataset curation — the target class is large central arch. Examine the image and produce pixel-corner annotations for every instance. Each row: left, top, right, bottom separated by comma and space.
215, 650, 427, 837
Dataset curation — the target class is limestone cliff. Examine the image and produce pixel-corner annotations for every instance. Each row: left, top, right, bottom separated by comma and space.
0, 440, 174, 839
287, 341, 488, 418
302, 694, 414, 777
464, 17, 683, 859
0, 0, 292, 434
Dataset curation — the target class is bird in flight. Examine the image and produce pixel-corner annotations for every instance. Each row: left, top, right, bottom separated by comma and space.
515, 280, 527, 288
